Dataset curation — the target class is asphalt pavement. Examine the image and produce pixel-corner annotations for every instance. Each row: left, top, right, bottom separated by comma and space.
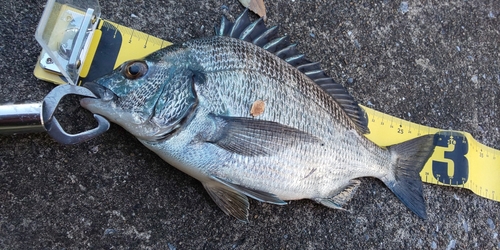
1, 0, 499, 249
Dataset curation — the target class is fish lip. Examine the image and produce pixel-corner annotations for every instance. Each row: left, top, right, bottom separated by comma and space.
82, 82, 104, 98
82, 82, 117, 101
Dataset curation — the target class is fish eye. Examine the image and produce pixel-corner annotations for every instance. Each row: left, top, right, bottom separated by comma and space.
122, 61, 148, 79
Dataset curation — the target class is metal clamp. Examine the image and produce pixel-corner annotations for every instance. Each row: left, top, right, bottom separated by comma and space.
41, 84, 110, 144
0, 84, 110, 144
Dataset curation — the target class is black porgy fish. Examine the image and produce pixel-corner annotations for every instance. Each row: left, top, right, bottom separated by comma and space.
81, 10, 436, 221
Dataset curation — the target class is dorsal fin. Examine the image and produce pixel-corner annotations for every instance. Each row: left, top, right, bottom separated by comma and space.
215, 10, 369, 134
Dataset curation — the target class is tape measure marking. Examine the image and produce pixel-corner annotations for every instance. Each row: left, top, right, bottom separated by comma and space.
99, 20, 173, 70
79, 20, 122, 83
431, 132, 469, 186
362, 105, 500, 202
80, 19, 173, 83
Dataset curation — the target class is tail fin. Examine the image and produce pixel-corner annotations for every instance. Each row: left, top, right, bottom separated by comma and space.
382, 135, 435, 219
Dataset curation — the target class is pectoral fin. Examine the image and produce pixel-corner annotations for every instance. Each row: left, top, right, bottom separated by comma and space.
205, 114, 321, 156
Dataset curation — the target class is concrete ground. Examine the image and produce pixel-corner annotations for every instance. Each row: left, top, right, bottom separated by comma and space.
1, 0, 499, 249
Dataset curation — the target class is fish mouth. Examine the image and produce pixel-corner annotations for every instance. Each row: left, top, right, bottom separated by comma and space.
80, 82, 119, 118
82, 82, 117, 101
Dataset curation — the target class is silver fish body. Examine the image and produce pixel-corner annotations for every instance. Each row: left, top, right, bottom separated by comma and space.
145, 36, 389, 198
81, 11, 435, 221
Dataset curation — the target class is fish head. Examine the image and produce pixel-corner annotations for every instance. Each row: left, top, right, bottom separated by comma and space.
81, 47, 199, 141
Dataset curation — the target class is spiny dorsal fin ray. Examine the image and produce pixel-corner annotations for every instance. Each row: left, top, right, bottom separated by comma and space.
253, 25, 278, 47
263, 36, 290, 53
230, 9, 252, 38
296, 61, 321, 72
275, 44, 299, 59
216, 10, 369, 134
240, 16, 267, 42
285, 54, 307, 68
215, 15, 232, 36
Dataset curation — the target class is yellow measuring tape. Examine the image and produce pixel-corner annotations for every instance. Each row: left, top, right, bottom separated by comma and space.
34, 18, 172, 85
34, 15, 500, 203
365, 106, 500, 202
80, 20, 172, 79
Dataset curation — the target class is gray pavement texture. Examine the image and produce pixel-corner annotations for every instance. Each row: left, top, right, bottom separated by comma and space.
1, 0, 500, 249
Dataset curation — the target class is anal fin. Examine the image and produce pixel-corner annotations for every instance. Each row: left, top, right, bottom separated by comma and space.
315, 179, 361, 210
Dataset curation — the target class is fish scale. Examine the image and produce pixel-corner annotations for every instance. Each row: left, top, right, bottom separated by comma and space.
81, 10, 436, 221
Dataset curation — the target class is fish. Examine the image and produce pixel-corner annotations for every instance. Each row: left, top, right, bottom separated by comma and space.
81, 10, 436, 221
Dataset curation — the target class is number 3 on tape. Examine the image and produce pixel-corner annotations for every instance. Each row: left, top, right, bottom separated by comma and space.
432, 132, 469, 186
